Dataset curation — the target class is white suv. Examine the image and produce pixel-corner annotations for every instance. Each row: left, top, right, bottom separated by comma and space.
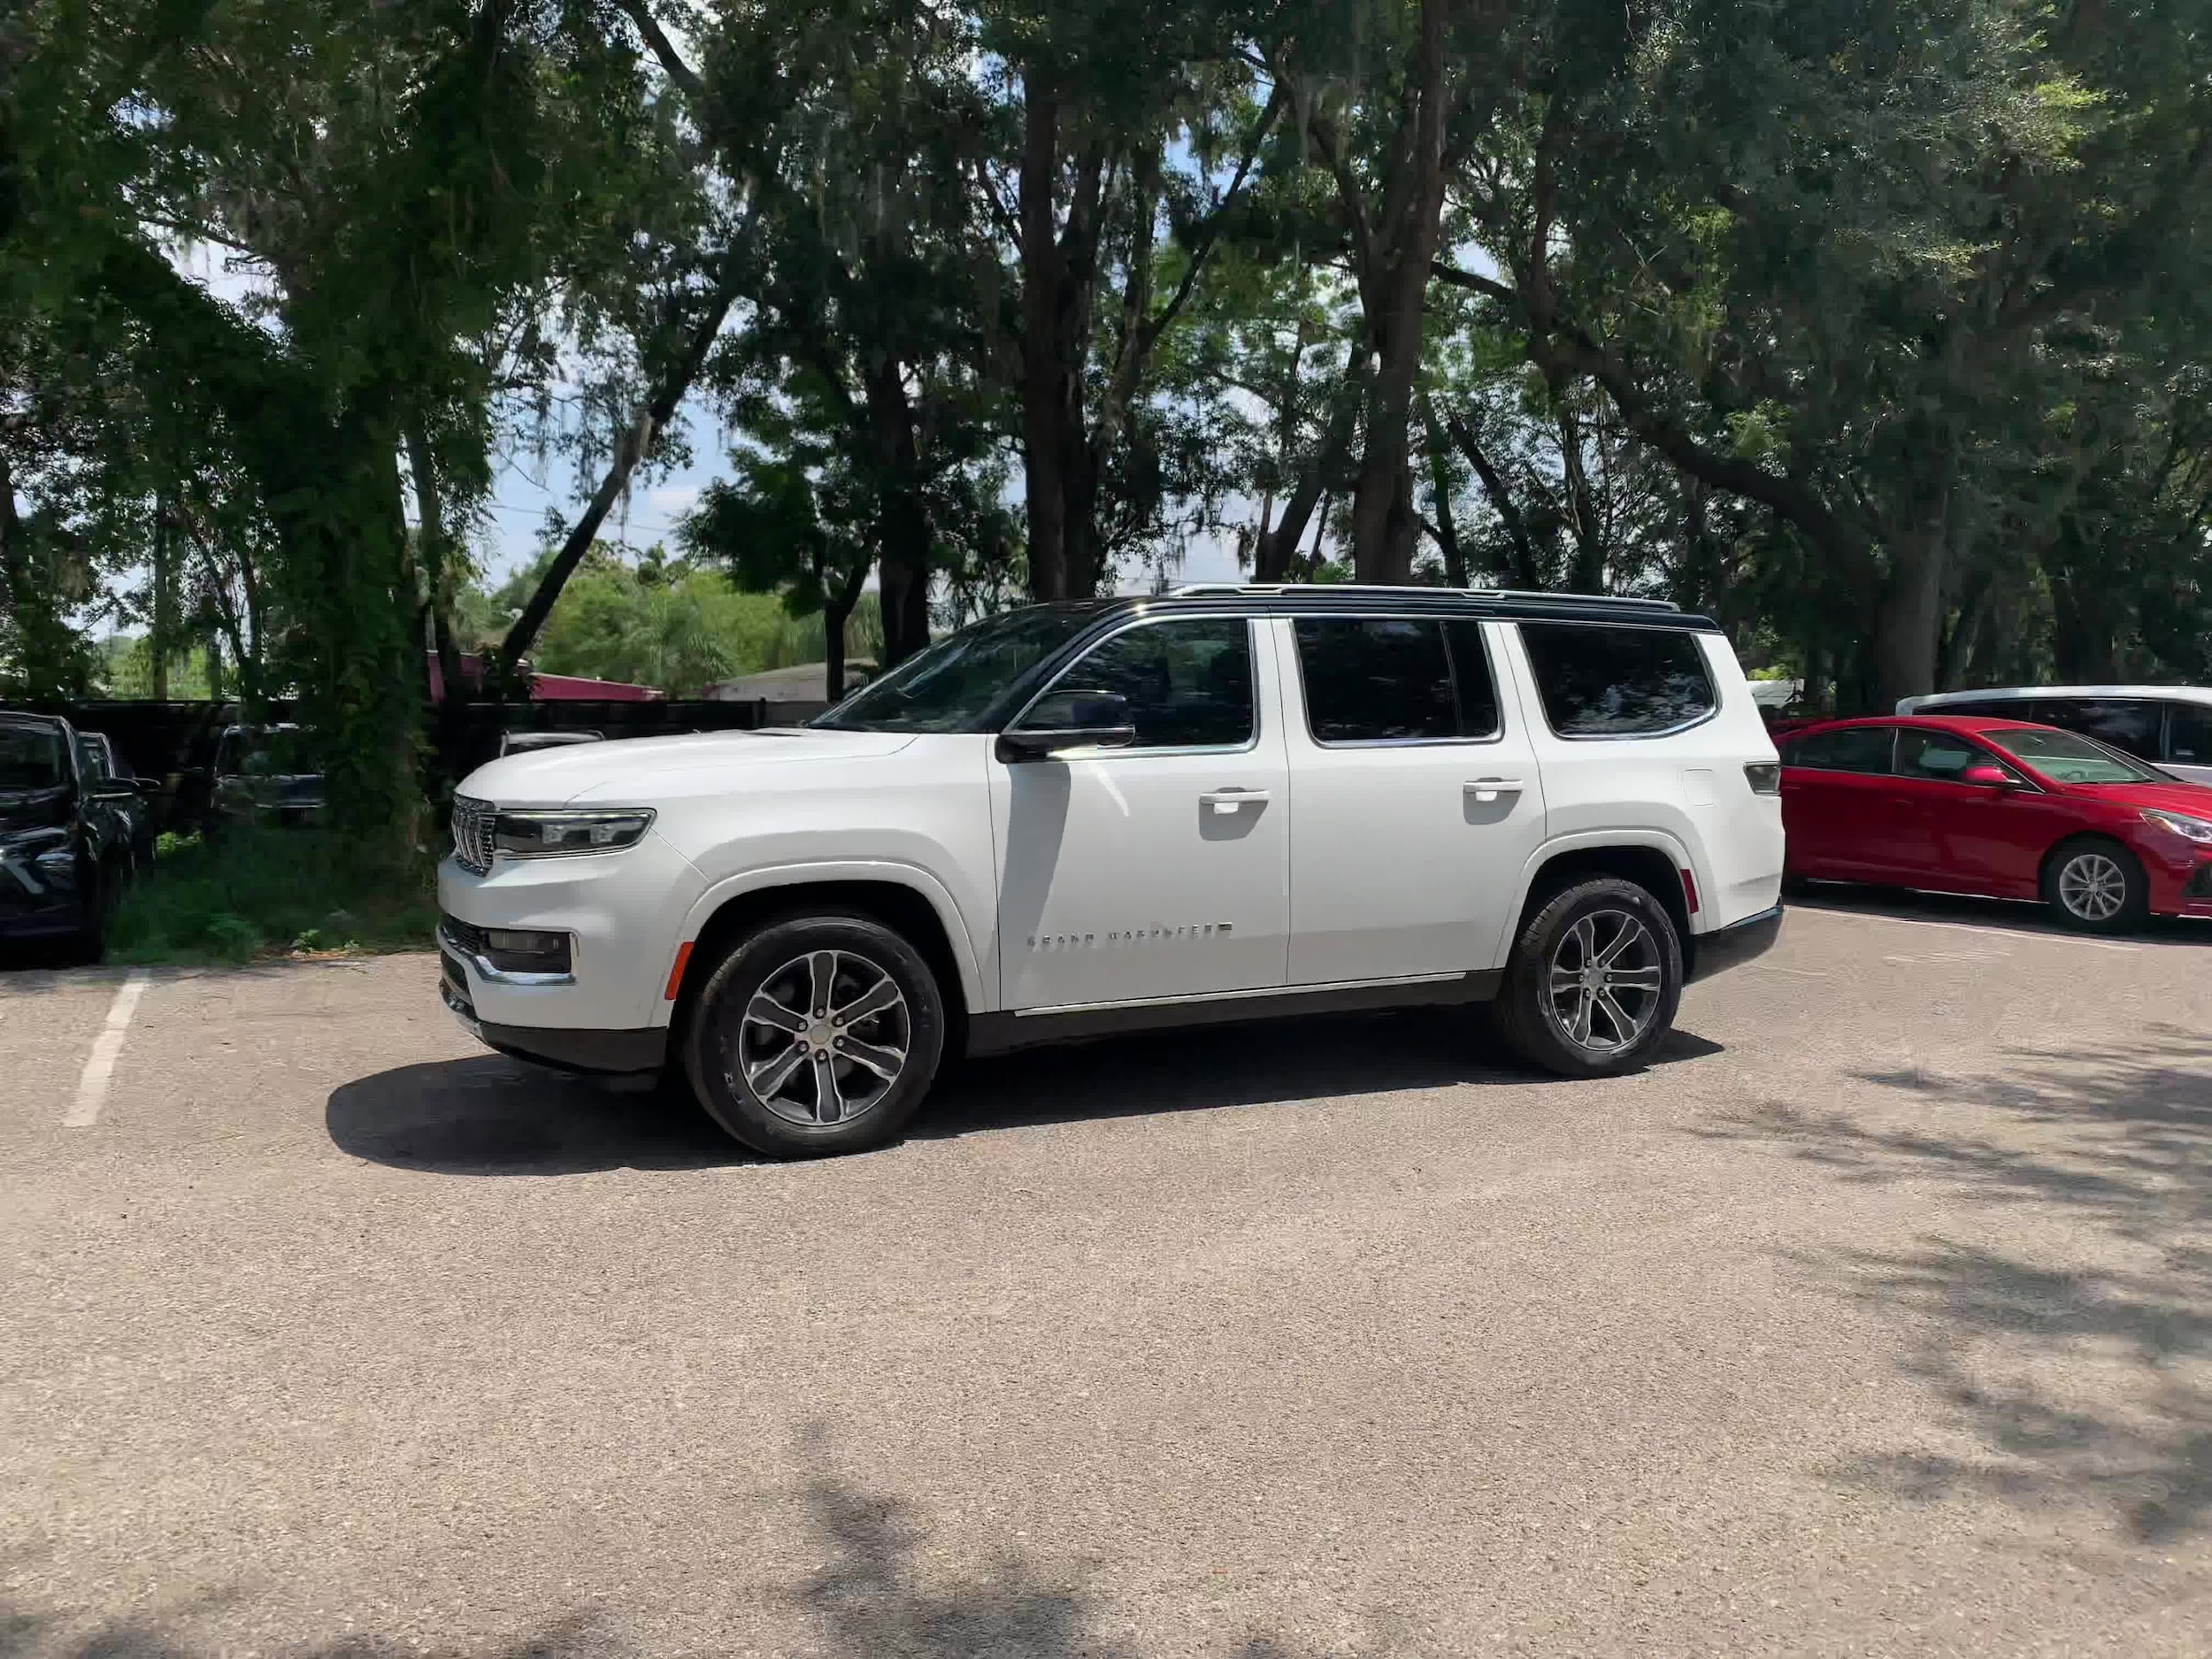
439, 588, 1786, 1157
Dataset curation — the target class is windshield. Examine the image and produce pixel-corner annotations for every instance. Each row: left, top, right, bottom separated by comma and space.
227, 727, 318, 776
1985, 726, 2164, 785
0, 723, 67, 790
812, 605, 1103, 733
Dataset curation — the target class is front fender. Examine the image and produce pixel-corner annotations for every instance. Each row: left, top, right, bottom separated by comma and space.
670, 859, 989, 1024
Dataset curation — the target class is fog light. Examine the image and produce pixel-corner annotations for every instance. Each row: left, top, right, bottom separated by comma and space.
483, 928, 572, 975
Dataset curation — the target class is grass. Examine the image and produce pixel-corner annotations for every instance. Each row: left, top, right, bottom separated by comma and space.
107, 826, 440, 966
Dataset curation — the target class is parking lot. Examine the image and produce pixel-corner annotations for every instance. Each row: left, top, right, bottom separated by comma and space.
4, 895, 2209, 1657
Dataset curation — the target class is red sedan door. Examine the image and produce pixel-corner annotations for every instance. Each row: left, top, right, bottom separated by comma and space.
1890, 726, 2071, 900
1779, 725, 1914, 879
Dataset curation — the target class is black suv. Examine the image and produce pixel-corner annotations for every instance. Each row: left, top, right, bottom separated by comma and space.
0, 710, 138, 957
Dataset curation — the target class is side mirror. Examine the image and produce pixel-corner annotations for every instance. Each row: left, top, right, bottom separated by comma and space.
995, 690, 1137, 763
1960, 763, 2013, 788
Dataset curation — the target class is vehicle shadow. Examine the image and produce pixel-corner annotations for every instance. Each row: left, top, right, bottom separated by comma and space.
326, 1010, 1726, 1177
1788, 880, 2212, 945
1692, 1029, 2212, 1542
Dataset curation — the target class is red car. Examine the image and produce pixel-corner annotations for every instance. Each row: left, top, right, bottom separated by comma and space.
1777, 715, 2212, 932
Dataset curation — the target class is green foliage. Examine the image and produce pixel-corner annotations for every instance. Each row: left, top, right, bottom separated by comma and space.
107, 826, 438, 966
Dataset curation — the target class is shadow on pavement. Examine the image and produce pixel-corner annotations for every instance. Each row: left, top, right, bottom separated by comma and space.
1694, 1028, 2212, 1542
327, 1010, 1726, 1177
0, 1428, 1383, 1659
1787, 880, 2212, 945
326, 1054, 744, 1176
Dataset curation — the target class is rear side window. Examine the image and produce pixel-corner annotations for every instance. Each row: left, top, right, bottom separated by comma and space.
1518, 623, 1717, 737
1781, 727, 1895, 774
2168, 703, 2212, 764
1292, 618, 1502, 742
2039, 697, 2162, 760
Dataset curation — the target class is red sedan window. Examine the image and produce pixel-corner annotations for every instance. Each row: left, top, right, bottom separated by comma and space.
1984, 726, 2162, 785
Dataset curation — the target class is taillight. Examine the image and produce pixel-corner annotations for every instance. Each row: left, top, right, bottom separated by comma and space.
1744, 762, 1781, 795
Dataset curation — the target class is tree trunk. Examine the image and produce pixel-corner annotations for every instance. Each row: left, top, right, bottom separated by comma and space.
502, 268, 741, 671
1017, 72, 1085, 601
407, 425, 470, 705
863, 363, 933, 666
1345, 0, 1452, 583
150, 490, 173, 701
819, 557, 870, 703
1422, 400, 1466, 587
1444, 411, 1541, 588
1870, 524, 1947, 710
1557, 404, 1606, 594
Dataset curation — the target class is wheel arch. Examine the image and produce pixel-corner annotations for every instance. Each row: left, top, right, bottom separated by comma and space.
668, 864, 982, 1053
1510, 834, 1696, 967
2038, 831, 2147, 899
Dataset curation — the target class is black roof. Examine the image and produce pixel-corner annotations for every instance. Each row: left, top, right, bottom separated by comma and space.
1062, 585, 1720, 633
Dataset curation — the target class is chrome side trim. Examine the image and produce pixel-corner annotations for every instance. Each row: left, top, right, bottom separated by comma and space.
1012, 969, 1469, 1019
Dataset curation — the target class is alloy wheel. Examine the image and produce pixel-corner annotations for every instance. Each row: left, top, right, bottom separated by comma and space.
733, 949, 912, 1126
2057, 851, 2128, 923
1544, 909, 1664, 1054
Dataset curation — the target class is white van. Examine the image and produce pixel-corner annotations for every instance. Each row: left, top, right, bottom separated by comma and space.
439, 588, 1786, 1157
1898, 687, 2212, 786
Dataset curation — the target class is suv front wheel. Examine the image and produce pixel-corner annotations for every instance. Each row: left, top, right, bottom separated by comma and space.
682, 910, 946, 1158
1494, 877, 1684, 1078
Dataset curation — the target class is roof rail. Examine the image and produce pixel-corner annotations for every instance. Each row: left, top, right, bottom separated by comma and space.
1169, 582, 1679, 612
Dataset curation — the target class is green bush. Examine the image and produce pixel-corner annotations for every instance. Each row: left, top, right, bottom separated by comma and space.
107, 826, 438, 966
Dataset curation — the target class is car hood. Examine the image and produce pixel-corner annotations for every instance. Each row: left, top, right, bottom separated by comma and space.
0, 786, 72, 835
2064, 780, 2212, 818
461, 726, 920, 806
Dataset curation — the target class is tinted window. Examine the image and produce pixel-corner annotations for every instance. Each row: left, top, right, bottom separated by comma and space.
1294, 618, 1456, 741
1021, 618, 1253, 749
1782, 726, 1895, 774
2165, 703, 2212, 764
1898, 729, 2006, 782
0, 722, 67, 789
1444, 621, 1502, 739
815, 604, 1100, 733
76, 738, 111, 782
1985, 726, 2162, 785
2039, 697, 2162, 760
1518, 624, 1717, 736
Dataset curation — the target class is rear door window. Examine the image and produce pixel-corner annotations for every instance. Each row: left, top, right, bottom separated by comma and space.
1780, 727, 1896, 774
2164, 703, 2212, 765
1517, 623, 1717, 737
2037, 697, 2163, 760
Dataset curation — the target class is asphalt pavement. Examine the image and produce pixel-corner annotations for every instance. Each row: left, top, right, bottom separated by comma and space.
4, 891, 2209, 1657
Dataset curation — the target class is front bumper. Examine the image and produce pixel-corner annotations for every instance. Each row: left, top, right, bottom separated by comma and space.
439, 951, 667, 1073
1686, 903, 1784, 983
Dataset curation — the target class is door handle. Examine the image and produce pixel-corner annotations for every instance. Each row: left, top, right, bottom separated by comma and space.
1201, 788, 1270, 815
1464, 778, 1525, 803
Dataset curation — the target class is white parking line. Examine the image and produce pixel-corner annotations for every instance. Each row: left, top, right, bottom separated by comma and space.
64, 972, 150, 1128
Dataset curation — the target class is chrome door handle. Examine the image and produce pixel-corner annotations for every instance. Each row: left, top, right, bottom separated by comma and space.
1465, 778, 1525, 803
1201, 788, 1270, 815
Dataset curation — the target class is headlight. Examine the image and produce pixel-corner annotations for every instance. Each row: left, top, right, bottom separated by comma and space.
491, 809, 655, 857
2141, 808, 2212, 845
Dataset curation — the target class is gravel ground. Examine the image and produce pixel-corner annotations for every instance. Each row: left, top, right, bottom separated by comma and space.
3, 891, 2209, 1658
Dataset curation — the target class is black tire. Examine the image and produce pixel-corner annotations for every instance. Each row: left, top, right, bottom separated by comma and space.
1493, 877, 1685, 1078
73, 862, 109, 964
681, 910, 945, 1158
2041, 836, 2148, 934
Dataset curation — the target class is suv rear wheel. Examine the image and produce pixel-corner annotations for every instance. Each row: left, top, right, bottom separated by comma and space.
682, 910, 946, 1158
1494, 877, 1684, 1078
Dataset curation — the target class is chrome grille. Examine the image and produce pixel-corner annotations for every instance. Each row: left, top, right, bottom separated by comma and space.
451, 795, 496, 875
